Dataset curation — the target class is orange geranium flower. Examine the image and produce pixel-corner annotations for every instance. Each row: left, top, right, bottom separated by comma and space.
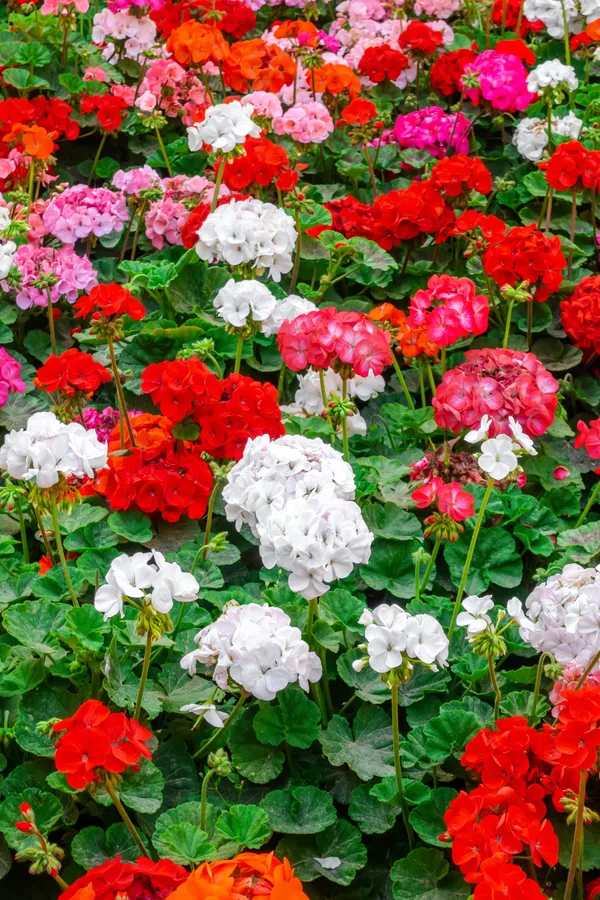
107, 413, 173, 461
169, 853, 309, 900
223, 40, 295, 93
312, 63, 361, 98
167, 21, 230, 66
67, 887, 95, 900
273, 20, 318, 44
21, 124, 56, 159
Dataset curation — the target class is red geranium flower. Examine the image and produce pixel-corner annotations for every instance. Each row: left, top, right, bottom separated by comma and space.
358, 44, 409, 83
430, 154, 493, 198
430, 48, 477, 97
483, 223, 565, 303
61, 857, 187, 900
75, 283, 146, 321
35, 348, 112, 399
398, 21, 444, 56
340, 98, 378, 125
80, 94, 129, 132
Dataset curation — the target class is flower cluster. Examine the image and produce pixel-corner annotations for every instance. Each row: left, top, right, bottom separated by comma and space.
187, 100, 261, 154
74, 282, 146, 322
213, 278, 277, 329
561, 275, 600, 359
92, 7, 158, 60
194, 198, 297, 282
0, 348, 25, 408
432, 348, 559, 437
221, 137, 291, 191
412, 476, 475, 537
278, 307, 393, 377
62, 857, 187, 900
83, 406, 122, 444
430, 47, 477, 96
181, 601, 322, 700
6, 244, 98, 310
287, 366, 385, 436
462, 49, 535, 112
0, 411, 108, 488
483, 223, 565, 302
543, 139, 600, 192
42, 185, 129, 246
430, 154, 493, 198
513, 112, 582, 161
521, 563, 600, 669
170, 853, 309, 900
34, 348, 112, 402
224, 434, 372, 598
272, 100, 335, 143
95, 550, 199, 620
408, 275, 489, 347
53, 699, 152, 789
141, 360, 284, 456
353, 603, 449, 674
527, 59, 578, 94
391, 105, 470, 157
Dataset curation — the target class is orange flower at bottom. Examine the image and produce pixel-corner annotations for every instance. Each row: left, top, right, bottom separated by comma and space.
68, 886, 95, 900
169, 853, 309, 900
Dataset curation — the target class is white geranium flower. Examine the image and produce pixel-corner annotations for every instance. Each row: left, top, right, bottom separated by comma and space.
527, 60, 579, 94
507, 597, 535, 632
213, 279, 277, 328
508, 417, 537, 455
187, 100, 261, 153
356, 603, 449, 674
0, 240, 16, 279
94, 551, 198, 620
404, 614, 449, 668
464, 415, 492, 444
180, 704, 229, 728
456, 594, 494, 636
478, 435, 519, 480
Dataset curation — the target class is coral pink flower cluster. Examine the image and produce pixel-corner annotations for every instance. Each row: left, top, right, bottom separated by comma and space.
0, 348, 25, 408
145, 176, 230, 250
278, 308, 393, 377
390, 106, 470, 157
412, 476, 475, 523
7, 245, 98, 309
462, 50, 535, 113
42, 185, 129, 246
433, 348, 559, 437
574, 417, 600, 461
409, 275, 489, 348
272, 101, 335, 144
135, 58, 207, 125
112, 165, 161, 195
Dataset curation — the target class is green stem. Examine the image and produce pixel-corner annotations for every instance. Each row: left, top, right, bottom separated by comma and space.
420, 538, 441, 594
200, 768, 215, 831
207, 354, 223, 379
415, 554, 421, 603
448, 477, 494, 640
305, 596, 328, 725
88, 131, 107, 185
558, 0, 572, 65
211, 157, 226, 213
391, 354, 415, 410
341, 378, 349, 462
200, 481, 221, 564
424, 359, 436, 396
277, 362, 286, 400
576, 649, 600, 688
134, 629, 153, 721
576, 478, 600, 528
192, 693, 246, 759
154, 126, 173, 177
17, 500, 29, 564
107, 333, 136, 449
104, 780, 148, 857
46, 288, 57, 356
529, 652, 552, 723
319, 647, 334, 719
440, 347, 446, 377
53, 872, 69, 891
49, 497, 79, 607
527, 300, 533, 352
417, 359, 426, 408
233, 333, 244, 374
364, 144, 377, 201
564, 771, 587, 900
488, 654, 501, 720
391, 681, 414, 848
502, 299, 515, 349
568, 190, 577, 279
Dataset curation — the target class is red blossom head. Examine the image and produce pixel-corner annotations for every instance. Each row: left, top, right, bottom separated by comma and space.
542, 140, 600, 193
398, 21, 444, 57
75, 284, 146, 321
35, 348, 112, 399
357, 45, 409, 83
430, 154, 493, 199
483, 223, 565, 303
60, 856, 187, 900
561, 275, 600, 359
574, 417, 600, 460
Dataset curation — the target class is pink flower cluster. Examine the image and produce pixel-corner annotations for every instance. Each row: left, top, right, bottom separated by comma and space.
462, 50, 535, 113
409, 275, 489, 348
136, 59, 207, 125
9, 245, 98, 310
92, 8, 157, 61
574, 418, 600, 460
278, 307, 393, 377
43, 185, 129, 246
272, 101, 335, 144
41, 0, 89, 13
412, 476, 475, 523
112, 165, 161, 195
433, 348, 559, 438
0, 348, 25, 408
241, 92, 284, 119
83, 406, 140, 442
391, 106, 470, 158
414, 0, 463, 19
145, 175, 229, 250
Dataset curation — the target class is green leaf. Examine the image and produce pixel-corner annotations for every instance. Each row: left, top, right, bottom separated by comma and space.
260, 786, 337, 834
156, 823, 215, 865
423, 710, 482, 765
95, 758, 164, 813
63, 522, 119, 552
228, 710, 285, 783
0, 789, 62, 851
337, 650, 389, 704
0, 657, 46, 697
14, 685, 77, 757
153, 802, 219, 864
14, 42, 51, 67
396, 666, 451, 707
409, 789, 458, 846
2, 600, 67, 655
370, 777, 431, 808
362, 503, 423, 542
444, 526, 522, 594
360, 539, 422, 598
58, 505, 108, 533
318, 590, 366, 632
107, 510, 153, 543
72, 823, 149, 868
390, 848, 470, 900
349, 783, 399, 834
60, 606, 109, 654
215, 804, 271, 850
500, 690, 550, 722
253, 687, 321, 750
277, 820, 367, 885
319, 706, 394, 781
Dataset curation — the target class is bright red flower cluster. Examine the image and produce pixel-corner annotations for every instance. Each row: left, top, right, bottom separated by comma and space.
75, 283, 146, 322
221, 136, 291, 191
483, 223, 566, 303
80, 94, 129, 133
561, 275, 600, 359
409, 274, 489, 347
430, 154, 493, 198
94, 413, 213, 522
61, 856, 187, 900
430, 47, 477, 97
574, 417, 600, 461
443, 717, 562, 900
196, 0, 256, 37
398, 20, 444, 56
412, 476, 475, 524
53, 700, 152, 790
278, 307, 393, 376
371, 181, 456, 248
141, 359, 284, 458
34, 348, 112, 400
0, 96, 79, 155
432, 347, 559, 437
542, 140, 600, 193
454, 210, 507, 248
358, 44, 409, 83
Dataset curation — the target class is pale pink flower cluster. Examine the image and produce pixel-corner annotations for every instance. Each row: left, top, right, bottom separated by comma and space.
0, 349, 25, 408
272, 101, 334, 144
136, 59, 207, 125
92, 8, 157, 61
414, 0, 462, 16
43, 185, 129, 245
112, 165, 161, 195
41, 0, 89, 13
391, 106, 470, 157
83, 67, 109, 82
145, 176, 230, 250
241, 92, 284, 119
462, 50, 535, 113
8, 245, 98, 310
